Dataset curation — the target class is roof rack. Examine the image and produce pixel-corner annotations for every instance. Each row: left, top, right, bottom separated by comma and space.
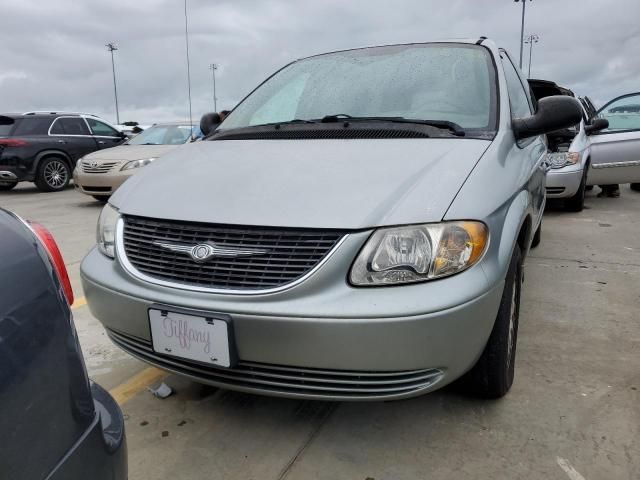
22, 111, 100, 117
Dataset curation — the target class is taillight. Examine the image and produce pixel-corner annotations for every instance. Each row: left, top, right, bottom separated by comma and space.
0, 138, 28, 147
27, 221, 74, 306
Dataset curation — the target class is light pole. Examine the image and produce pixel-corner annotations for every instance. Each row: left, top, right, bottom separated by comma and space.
524, 34, 539, 78
209, 63, 218, 111
514, 0, 533, 69
183, 0, 193, 127
106, 43, 120, 125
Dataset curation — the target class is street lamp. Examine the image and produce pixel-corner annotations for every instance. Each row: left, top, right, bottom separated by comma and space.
209, 63, 218, 111
105, 43, 120, 125
524, 34, 540, 78
514, 0, 533, 69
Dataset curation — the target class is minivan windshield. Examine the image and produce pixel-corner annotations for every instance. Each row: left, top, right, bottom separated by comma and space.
221, 43, 497, 134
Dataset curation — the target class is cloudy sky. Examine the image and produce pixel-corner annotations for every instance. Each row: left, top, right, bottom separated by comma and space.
1, 0, 639, 125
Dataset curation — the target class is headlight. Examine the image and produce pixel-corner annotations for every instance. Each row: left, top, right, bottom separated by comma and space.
120, 157, 157, 171
97, 204, 120, 258
547, 152, 580, 169
350, 221, 488, 286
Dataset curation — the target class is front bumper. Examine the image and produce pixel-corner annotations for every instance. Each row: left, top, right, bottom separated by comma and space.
81, 231, 504, 401
73, 168, 133, 197
546, 167, 584, 198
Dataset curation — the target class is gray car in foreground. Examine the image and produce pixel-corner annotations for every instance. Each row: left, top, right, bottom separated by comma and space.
1, 209, 126, 479
81, 39, 581, 400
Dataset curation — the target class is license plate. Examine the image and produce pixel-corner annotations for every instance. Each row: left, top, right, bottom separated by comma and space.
149, 308, 231, 367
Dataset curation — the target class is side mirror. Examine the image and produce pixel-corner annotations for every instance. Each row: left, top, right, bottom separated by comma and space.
200, 112, 222, 137
513, 96, 583, 140
585, 118, 609, 135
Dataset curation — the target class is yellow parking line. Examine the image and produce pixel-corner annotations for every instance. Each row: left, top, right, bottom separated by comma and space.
109, 367, 166, 405
72, 296, 87, 309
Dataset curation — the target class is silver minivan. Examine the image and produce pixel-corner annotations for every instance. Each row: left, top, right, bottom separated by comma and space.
81, 39, 581, 401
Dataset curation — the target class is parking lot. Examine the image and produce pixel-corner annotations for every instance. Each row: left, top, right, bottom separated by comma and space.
1, 184, 637, 480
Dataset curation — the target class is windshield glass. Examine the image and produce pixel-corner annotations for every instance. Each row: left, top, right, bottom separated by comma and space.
221, 43, 497, 133
128, 124, 195, 145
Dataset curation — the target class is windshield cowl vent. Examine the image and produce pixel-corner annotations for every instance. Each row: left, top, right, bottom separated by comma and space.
211, 126, 431, 141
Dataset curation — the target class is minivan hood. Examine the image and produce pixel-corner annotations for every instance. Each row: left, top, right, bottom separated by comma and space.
83, 144, 179, 162
112, 139, 490, 229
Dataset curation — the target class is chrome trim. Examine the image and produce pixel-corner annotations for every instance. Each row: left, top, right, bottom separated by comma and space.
0, 171, 18, 180
115, 217, 350, 296
591, 160, 640, 169
153, 240, 270, 261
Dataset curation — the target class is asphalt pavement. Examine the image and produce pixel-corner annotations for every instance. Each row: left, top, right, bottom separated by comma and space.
1, 183, 638, 480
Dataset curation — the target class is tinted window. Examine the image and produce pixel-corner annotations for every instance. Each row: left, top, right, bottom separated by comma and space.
222, 44, 498, 132
128, 125, 195, 145
501, 55, 532, 119
86, 118, 119, 136
50, 117, 90, 135
0, 122, 14, 136
598, 93, 640, 132
12, 117, 52, 136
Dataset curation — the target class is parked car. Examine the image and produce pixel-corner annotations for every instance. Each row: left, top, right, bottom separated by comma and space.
0, 112, 125, 192
529, 83, 640, 209
528, 79, 609, 211
81, 39, 581, 400
73, 122, 198, 202
0, 208, 126, 479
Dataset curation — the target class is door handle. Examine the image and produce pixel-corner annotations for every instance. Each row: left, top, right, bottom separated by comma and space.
98, 140, 106, 145
57, 139, 66, 144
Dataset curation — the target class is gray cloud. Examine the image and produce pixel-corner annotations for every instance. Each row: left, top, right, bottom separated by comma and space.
1, 0, 639, 124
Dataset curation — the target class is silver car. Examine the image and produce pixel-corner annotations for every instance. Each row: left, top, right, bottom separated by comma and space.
81, 39, 581, 401
529, 81, 640, 210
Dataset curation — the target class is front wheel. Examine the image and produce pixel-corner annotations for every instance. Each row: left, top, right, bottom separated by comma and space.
35, 157, 71, 192
531, 222, 541, 248
458, 244, 523, 398
565, 168, 587, 212
0, 181, 18, 191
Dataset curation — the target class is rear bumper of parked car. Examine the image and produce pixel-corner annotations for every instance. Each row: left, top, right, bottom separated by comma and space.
81, 239, 505, 401
73, 168, 134, 198
545, 166, 583, 198
48, 382, 127, 480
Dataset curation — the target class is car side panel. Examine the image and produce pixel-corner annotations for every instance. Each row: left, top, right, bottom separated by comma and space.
0, 211, 95, 480
586, 130, 640, 185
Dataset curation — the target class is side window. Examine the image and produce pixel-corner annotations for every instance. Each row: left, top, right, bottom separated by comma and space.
60, 118, 90, 135
49, 118, 65, 134
501, 55, 533, 119
49, 117, 90, 135
86, 118, 120, 137
12, 118, 51, 135
598, 93, 640, 132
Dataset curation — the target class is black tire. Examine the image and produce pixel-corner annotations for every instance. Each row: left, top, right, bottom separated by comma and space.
92, 195, 110, 203
458, 244, 522, 398
565, 168, 587, 212
631, 183, 640, 192
531, 222, 541, 248
0, 181, 18, 191
35, 157, 71, 192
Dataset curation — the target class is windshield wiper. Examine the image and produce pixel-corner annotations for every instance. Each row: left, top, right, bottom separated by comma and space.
320, 114, 466, 136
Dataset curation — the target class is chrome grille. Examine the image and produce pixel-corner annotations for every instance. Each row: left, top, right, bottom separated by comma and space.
121, 215, 346, 291
107, 328, 444, 400
81, 160, 119, 173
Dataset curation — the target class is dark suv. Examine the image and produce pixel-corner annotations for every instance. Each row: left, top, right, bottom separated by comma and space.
0, 112, 125, 192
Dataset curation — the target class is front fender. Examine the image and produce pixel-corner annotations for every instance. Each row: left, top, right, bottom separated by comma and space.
480, 190, 531, 286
